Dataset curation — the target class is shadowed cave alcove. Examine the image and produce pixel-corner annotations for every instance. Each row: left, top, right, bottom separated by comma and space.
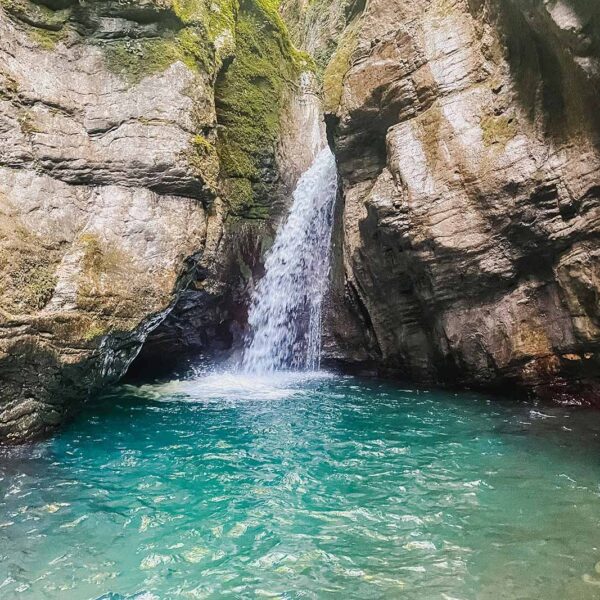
124, 222, 271, 382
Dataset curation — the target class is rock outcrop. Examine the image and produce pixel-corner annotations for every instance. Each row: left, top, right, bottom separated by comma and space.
323, 0, 600, 401
0, 0, 309, 442
2, 0, 600, 443
129, 11, 327, 376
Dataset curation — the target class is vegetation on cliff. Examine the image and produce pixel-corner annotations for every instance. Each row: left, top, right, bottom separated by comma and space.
215, 0, 310, 218
100, 0, 239, 82
0, 0, 310, 220
322, 15, 359, 114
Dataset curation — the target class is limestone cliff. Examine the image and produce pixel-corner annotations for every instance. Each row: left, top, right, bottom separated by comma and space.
0, 0, 310, 442
322, 0, 600, 401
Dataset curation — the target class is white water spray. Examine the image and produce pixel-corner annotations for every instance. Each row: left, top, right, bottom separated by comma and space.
242, 147, 338, 373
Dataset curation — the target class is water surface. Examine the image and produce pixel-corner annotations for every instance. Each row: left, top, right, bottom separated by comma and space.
1, 372, 600, 599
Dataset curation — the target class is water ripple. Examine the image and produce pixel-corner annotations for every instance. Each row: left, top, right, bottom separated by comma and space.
1, 374, 600, 599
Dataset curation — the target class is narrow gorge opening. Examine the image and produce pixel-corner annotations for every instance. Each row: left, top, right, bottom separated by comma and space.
127, 143, 338, 380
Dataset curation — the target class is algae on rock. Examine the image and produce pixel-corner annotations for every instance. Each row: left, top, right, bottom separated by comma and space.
0, 0, 316, 443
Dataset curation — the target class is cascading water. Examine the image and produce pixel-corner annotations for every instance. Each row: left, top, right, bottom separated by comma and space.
241, 147, 338, 373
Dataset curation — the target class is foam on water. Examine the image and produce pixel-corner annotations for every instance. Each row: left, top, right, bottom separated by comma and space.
241, 147, 337, 373
136, 369, 337, 403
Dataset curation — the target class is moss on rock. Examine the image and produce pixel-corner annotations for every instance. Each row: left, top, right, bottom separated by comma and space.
0, 0, 72, 48
480, 114, 518, 146
82, 320, 108, 342
322, 15, 359, 114
79, 233, 124, 278
215, 0, 310, 218
0, 0, 71, 30
101, 33, 206, 84
24, 264, 57, 310
99, 0, 241, 83
0, 244, 58, 312
0, 202, 60, 314
186, 133, 220, 191
2, 0, 308, 220
222, 177, 270, 219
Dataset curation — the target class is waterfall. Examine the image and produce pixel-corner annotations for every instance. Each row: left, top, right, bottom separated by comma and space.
241, 147, 338, 373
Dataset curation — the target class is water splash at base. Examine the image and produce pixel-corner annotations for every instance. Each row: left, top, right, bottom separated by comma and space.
242, 148, 338, 373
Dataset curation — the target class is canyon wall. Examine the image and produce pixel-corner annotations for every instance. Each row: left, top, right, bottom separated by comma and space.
322, 0, 600, 400
0, 0, 312, 442
1, 0, 599, 443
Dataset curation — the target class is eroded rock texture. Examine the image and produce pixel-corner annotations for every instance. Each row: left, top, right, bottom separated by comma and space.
2, 0, 599, 442
0, 0, 308, 442
323, 0, 600, 400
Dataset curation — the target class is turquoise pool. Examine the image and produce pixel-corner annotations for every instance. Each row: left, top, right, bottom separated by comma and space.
1, 371, 599, 599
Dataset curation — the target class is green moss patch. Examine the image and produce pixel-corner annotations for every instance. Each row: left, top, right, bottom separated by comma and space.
186, 133, 220, 190
222, 177, 270, 219
480, 114, 518, 146
17, 111, 41, 135
0, 199, 60, 314
82, 321, 108, 342
0, 0, 71, 29
0, 74, 19, 101
322, 16, 359, 114
79, 233, 124, 278
0, 0, 71, 48
100, 0, 242, 84
23, 264, 57, 309
173, 0, 236, 32
215, 0, 310, 218
101, 29, 209, 84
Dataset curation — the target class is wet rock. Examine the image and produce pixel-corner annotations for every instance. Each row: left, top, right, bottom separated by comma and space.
0, 0, 300, 442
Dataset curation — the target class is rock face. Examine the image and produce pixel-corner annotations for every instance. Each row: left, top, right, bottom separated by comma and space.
323, 0, 600, 400
2, 0, 599, 443
0, 0, 308, 442
128, 77, 328, 376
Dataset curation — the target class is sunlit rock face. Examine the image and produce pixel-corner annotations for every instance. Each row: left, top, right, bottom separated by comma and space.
322, 0, 600, 400
0, 0, 319, 442
1, 0, 599, 443
0, 2, 224, 442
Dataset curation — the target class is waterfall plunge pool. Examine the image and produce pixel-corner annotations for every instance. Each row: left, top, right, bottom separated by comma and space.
1, 371, 600, 599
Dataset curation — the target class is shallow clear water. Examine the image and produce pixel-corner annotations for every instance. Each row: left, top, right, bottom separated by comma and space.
1, 372, 600, 600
